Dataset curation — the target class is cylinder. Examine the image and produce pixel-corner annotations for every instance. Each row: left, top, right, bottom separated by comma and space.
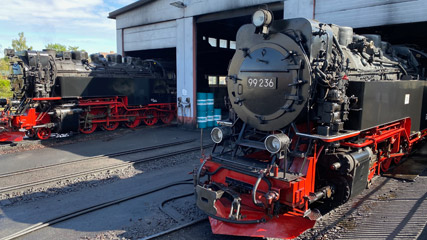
207, 111, 214, 127
197, 110, 207, 129
207, 93, 214, 112
196, 92, 207, 112
214, 108, 221, 126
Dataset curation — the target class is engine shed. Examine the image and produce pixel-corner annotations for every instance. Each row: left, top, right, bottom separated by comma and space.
109, 0, 427, 127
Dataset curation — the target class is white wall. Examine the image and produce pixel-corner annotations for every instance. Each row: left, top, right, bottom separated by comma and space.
115, 0, 280, 29
284, 0, 313, 19
176, 17, 196, 123
284, 0, 427, 28
123, 21, 177, 51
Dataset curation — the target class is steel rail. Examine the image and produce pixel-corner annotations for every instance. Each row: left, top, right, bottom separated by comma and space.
0, 143, 213, 194
0, 138, 196, 179
0, 180, 194, 240
139, 192, 208, 240
140, 218, 208, 240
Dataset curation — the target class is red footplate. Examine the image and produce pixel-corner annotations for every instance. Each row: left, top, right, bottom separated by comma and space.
209, 214, 315, 239
210, 199, 315, 239
0, 131, 25, 142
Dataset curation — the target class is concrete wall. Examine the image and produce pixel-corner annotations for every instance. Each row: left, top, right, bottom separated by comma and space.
284, 0, 427, 28
123, 21, 177, 51
176, 17, 196, 124
115, 0, 281, 29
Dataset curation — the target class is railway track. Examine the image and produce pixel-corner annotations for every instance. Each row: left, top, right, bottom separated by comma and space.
0, 139, 213, 195
0, 138, 195, 179
141, 192, 208, 240
0, 180, 198, 240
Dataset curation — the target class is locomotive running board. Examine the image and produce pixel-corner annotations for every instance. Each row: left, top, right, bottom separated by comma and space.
296, 130, 360, 142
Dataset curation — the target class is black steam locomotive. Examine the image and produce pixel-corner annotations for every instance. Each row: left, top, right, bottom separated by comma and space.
0, 49, 176, 141
194, 10, 427, 239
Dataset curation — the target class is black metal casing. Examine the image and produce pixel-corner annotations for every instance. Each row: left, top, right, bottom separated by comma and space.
346, 80, 424, 132
421, 82, 427, 130
226, 18, 335, 131
58, 76, 175, 106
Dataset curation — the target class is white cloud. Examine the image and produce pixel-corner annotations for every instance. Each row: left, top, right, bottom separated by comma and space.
0, 0, 104, 21
0, 0, 117, 32
0, 0, 122, 54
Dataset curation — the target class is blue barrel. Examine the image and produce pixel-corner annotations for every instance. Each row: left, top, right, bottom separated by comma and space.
207, 93, 214, 112
197, 110, 207, 129
207, 110, 214, 127
197, 92, 207, 112
214, 108, 221, 126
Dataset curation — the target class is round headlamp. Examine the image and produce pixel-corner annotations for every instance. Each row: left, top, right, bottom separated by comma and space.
252, 9, 273, 28
264, 133, 290, 154
211, 127, 231, 144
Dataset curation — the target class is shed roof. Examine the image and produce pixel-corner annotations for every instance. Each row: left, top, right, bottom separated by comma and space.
108, 0, 155, 19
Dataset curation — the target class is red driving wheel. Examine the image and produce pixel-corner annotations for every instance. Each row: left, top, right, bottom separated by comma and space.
143, 109, 158, 126
160, 111, 174, 124
37, 128, 51, 140
102, 121, 120, 131
380, 158, 393, 173
124, 111, 141, 128
80, 123, 98, 134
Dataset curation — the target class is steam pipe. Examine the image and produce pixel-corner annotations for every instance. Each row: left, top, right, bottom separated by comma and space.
252, 172, 266, 208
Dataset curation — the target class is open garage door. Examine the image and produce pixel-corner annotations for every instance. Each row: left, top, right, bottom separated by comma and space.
195, 5, 283, 112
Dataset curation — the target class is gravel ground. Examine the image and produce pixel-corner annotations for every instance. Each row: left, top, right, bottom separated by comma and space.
85, 196, 208, 240
84, 150, 209, 240
0, 148, 207, 208
171, 197, 207, 222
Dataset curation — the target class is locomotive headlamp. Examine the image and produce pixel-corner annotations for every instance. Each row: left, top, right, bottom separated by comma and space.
252, 9, 273, 28
252, 9, 273, 34
211, 127, 231, 144
264, 133, 290, 154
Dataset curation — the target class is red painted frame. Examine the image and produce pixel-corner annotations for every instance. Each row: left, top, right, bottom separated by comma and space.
201, 118, 426, 239
0, 96, 177, 141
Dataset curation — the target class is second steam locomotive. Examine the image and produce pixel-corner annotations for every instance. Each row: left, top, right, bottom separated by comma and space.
194, 10, 427, 239
0, 49, 176, 142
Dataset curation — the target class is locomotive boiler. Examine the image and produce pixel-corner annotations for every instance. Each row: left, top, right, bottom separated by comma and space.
194, 10, 427, 239
0, 49, 176, 142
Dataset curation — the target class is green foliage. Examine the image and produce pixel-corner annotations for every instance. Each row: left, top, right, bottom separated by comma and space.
68, 46, 79, 51
46, 44, 86, 52
12, 32, 33, 51
45, 43, 67, 52
0, 79, 12, 98
0, 57, 8, 72
0, 58, 12, 98
68, 46, 86, 52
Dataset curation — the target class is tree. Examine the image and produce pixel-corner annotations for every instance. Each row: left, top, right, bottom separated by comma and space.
45, 43, 67, 52
12, 32, 33, 51
68, 46, 86, 52
0, 57, 11, 98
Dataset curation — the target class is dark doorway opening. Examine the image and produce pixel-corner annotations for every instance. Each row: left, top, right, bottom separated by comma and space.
196, 7, 283, 110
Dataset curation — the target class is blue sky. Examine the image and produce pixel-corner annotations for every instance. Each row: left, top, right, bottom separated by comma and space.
0, 0, 136, 57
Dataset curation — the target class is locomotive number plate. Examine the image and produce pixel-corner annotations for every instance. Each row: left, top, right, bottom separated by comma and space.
247, 77, 277, 89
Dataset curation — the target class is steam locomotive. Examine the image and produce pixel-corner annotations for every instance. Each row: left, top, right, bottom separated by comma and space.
0, 49, 176, 142
194, 10, 427, 239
